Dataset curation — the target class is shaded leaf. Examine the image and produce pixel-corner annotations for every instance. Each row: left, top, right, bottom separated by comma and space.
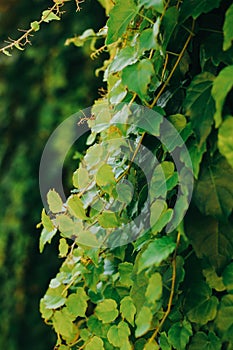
183, 72, 215, 146
215, 294, 233, 335
118, 262, 133, 287
139, 0, 163, 13
180, 0, 221, 22
223, 262, 233, 293
189, 332, 221, 350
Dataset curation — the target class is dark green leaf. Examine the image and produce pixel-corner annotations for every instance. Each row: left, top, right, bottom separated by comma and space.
118, 262, 133, 287
189, 332, 221, 350
122, 59, 154, 100
193, 156, 233, 220
161, 7, 178, 52
183, 72, 215, 146
106, 0, 139, 45
215, 294, 233, 335
168, 320, 192, 350
223, 262, 233, 292
179, 0, 221, 22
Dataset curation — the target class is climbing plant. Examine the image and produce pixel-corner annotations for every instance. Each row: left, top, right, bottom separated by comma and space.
2, 0, 233, 349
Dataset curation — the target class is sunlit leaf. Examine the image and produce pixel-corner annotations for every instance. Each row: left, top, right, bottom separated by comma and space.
223, 3, 233, 51
47, 189, 63, 213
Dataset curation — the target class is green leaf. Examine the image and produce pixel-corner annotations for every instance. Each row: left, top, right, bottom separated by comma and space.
122, 59, 154, 100
106, 0, 139, 45
168, 320, 192, 350
184, 138, 207, 179
144, 340, 160, 350
179, 0, 221, 22
193, 155, 233, 220
56, 214, 81, 239
223, 3, 233, 51
218, 116, 233, 168
76, 230, 99, 248
138, 0, 163, 13
212, 65, 233, 127
85, 336, 104, 350
185, 281, 218, 325
161, 7, 179, 52
97, 211, 119, 228
30, 20, 40, 31
215, 294, 233, 335
150, 201, 173, 235
47, 189, 63, 213
185, 206, 233, 270
116, 181, 133, 204
138, 236, 176, 273
66, 288, 89, 317
53, 308, 76, 341
95, 299, 119, 323
159, 332, 171, 350
96, 164, 116, 187
189, 332, 221, 350
223, 262, 233, 292
41, 10, 61, 23
67, 195, 87, 220
145, 272, 162, 304
150, 162, 178, 198
139, 29, 157, 53
40, 298, 53, 320
109, 79, 127, 104
73, 167, 90, 189
2, 49, 12, 56
107, 321, 130, 347
120, 296, 136, 325
39, 227, 57, 253
41, 208, 54, 232
109, 46, 138, 73
203, 266, 225, 292
118, 262, 133, 287
43, 294, 66, 309
135, 306, 153, 337
183, 72, 215, 146
58, 238, 69, 258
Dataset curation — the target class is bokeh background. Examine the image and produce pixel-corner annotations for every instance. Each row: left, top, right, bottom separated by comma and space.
0, 1, 105, 348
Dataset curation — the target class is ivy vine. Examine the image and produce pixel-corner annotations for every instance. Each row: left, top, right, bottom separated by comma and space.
3, 0, 233, 349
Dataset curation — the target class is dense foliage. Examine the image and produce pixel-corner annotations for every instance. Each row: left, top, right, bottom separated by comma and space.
2, 0, 233, 349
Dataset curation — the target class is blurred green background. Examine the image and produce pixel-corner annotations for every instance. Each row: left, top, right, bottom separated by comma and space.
0, 1, 105, 348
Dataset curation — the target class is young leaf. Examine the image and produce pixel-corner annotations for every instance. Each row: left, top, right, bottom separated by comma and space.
122, 59, 154, 100
168, 320, 193, 350
223, 3, 233, 51
42, 10, 61, 23
95, 299, 118, 323
215, 294, 233, 335
97, 211, 119, 228
145, 272, 162, 304
120, 296, 136, 325
66, 288, 89, 317
183, 72, 215, 146
138, 236, 176, 273
58, 238, 69, 258
41, 208, 54, 232
47, 189, 63, 213
96, 164, 115, 187
107, 321, 130, 347
218, 116, 233, 169
85, 336, 104, 350
212, 65, 233, 127
30, 21, 40, 31
106, 0, 139, 45
67, 195, 87, 220
135, 306, 153, 337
